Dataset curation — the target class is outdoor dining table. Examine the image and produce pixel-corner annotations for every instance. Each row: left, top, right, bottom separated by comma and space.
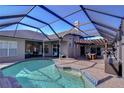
90, 53, 96, 60
86, 53, 96, 60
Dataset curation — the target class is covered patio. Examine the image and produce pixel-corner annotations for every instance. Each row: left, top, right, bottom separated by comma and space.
76, 38, 105, 60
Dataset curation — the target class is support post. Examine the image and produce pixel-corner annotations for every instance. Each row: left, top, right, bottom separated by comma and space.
43, 41, 45, 57
13, 23, 19, 37
104, 39, 108, 63
121, 19, 124, 78
122, 35, 124, 77
116, 38, 122, 64
59, 39, 61, 59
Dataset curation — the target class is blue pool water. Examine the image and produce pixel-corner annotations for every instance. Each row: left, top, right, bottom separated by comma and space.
2, 60, 93, 88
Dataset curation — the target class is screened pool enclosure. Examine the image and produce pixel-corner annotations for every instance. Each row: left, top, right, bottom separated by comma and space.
0, 5, 123, 42
1, 5, 124, 88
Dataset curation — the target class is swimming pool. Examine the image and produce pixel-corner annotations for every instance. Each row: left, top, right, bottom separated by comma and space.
2, 59, 94, 88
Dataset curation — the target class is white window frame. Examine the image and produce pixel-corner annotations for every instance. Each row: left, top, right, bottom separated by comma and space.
0, 40, 17, 57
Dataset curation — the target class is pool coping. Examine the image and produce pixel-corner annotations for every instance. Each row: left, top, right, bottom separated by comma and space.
1, 58, 54, 70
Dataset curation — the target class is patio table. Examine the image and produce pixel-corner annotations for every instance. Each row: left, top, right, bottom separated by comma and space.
86, 53, 96, 60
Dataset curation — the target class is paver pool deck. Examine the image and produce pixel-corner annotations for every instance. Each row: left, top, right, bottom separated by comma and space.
54, 58, 124, 88
0, 58, 124, 88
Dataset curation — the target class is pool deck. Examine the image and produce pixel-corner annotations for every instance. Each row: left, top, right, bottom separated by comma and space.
54, 58, 124, 88
0, 58, 124, 88
0, 62, 15, 69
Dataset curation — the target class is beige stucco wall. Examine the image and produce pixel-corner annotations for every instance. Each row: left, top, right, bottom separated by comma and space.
43, 35, 81, 58
73, 36, 80, 58
43, 41, 69, 57
0, 36, 25, 63
60, 41, 68, 57
63, 35, 80, 58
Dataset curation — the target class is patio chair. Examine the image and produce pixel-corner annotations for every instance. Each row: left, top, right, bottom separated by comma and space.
59, 52, 66, 58
86, 53, 91, 60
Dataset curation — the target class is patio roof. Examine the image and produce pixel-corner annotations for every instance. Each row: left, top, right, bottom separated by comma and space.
0, 5, 123, 43
76, 38, 106, 45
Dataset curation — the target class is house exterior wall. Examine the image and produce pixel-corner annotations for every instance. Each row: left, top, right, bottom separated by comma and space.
0, 36, 25, 63
63, 35, 73, 58
44, 36, 104, 58
60, 41, 68, 57
63, 35, 80, 58
44, 41, 69, 57
43, 35, 81, 58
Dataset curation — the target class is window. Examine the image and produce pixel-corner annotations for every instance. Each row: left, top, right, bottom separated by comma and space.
0, 40, 17, 57
44, 45, 49, 54
53, 44, 59, 56
8, 41, 17, 56
0, 41, 8, 57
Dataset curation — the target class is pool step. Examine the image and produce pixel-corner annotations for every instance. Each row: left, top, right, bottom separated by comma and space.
38, 65, 61, 80
82, 71, 99, 86
16, 68, 32, 77
81, 68, 113, 86
16, 65, 61, 82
